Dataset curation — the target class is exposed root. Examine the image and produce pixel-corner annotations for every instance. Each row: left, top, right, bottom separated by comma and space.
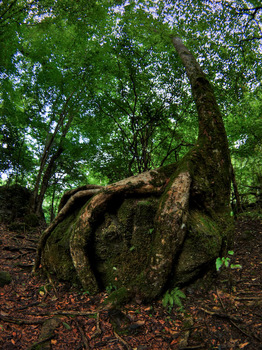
32, 187, 101, 273
68, 170, 167, 291
76, 320, 90, 349
91, 312, 102, 338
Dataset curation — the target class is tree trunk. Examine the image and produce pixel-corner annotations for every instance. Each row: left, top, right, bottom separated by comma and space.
35, 146, 63, 217
33, 38, 234, 305
31, 93, 75, 216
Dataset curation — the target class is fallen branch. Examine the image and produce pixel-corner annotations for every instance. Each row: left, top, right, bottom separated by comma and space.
47, 271, 58, 298
0, 314, 44, 325
200, 307, 241, 322
114, 331, 131, 349
11, 252, 32, 260
15, 263, 35, 269
91, 312, 102, 339
178, 345, 206, 350
14, 301, 41, 311
25, 310, 98, 317
76, 320, 90, 349
234, 296, 262, 301
200, 308, 260, 341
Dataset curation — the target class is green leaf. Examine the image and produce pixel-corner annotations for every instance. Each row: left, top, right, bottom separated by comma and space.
62, 322, 71, 330
162, 293, 169, 307
224, 257, 230, 268
174, 296, 182, 307
169, 294, 174, 306
216, 258, 223, 271
176, 290, 186, 299
230, 264, 242, 269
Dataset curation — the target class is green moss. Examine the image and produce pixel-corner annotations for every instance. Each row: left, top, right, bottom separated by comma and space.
42, 209, 81, 283
103, 287, 131, 308
187, 211, 222, 256
24, 213, 40, 227
171, 210, 232, 286
156, 162, 179, 178
0, 271, 12, 287
148, 170, 166, 187
93, 197, 159, 295
117, 198, 134, 227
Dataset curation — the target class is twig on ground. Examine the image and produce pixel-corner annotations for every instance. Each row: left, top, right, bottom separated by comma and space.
76, 321, 90, 349
47, 272, 58, 298
178, 345, 206, 350
0, 314, 45, 325
14, 301, 41, 311
200, 307, 241, 322
200, 307, 261, 341
114, 331, 131, 349
235, 296, 262, 300
25, 310, 98, 316
91, 312, 102, 338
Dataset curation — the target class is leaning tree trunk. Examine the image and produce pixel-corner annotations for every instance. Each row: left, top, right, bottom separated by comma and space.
33, 38, 234, 304
31, 94, 75, 217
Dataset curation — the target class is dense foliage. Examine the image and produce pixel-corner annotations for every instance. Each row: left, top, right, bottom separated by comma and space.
1, 0, 261, 220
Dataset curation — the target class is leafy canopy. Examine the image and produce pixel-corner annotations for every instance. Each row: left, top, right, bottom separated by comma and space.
1, 0, 261, 217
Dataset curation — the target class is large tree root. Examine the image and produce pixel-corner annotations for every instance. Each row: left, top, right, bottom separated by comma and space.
33, 186, 102, 273
144, 171, 191, 296
68, 169, 169, 293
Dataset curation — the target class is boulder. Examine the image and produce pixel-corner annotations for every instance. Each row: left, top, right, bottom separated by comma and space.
0, 185, 44, 227
0, 271, 12, 287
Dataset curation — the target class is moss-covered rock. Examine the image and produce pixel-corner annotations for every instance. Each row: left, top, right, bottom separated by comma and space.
171, 211, 223, 285
0, 185, 44, 226
0, 185, 31, 222
94, 197, 158, 290
0, 271, 12, 287
44, 196, 158, 290
41, 208, 81, 283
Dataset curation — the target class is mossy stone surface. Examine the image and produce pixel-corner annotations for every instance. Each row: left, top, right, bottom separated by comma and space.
0, 185, 45, 225
42, 209, 81, 283
0, 271, 12, 287
171, 211, 223, 285
94, 197, 158, 290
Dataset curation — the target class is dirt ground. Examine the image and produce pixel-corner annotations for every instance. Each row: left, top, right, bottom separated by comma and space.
0, 215, 261, 350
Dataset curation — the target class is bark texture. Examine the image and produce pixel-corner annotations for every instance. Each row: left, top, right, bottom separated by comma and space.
34, 39, 234, 304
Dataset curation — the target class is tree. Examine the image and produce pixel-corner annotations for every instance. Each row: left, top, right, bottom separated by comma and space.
33, 37, 233, 304
1, 0, 111, 216
1, 0, 261, 220
87, 30, 195, 181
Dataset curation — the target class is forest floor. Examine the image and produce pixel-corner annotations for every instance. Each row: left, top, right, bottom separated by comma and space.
0, 215, 261, 350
